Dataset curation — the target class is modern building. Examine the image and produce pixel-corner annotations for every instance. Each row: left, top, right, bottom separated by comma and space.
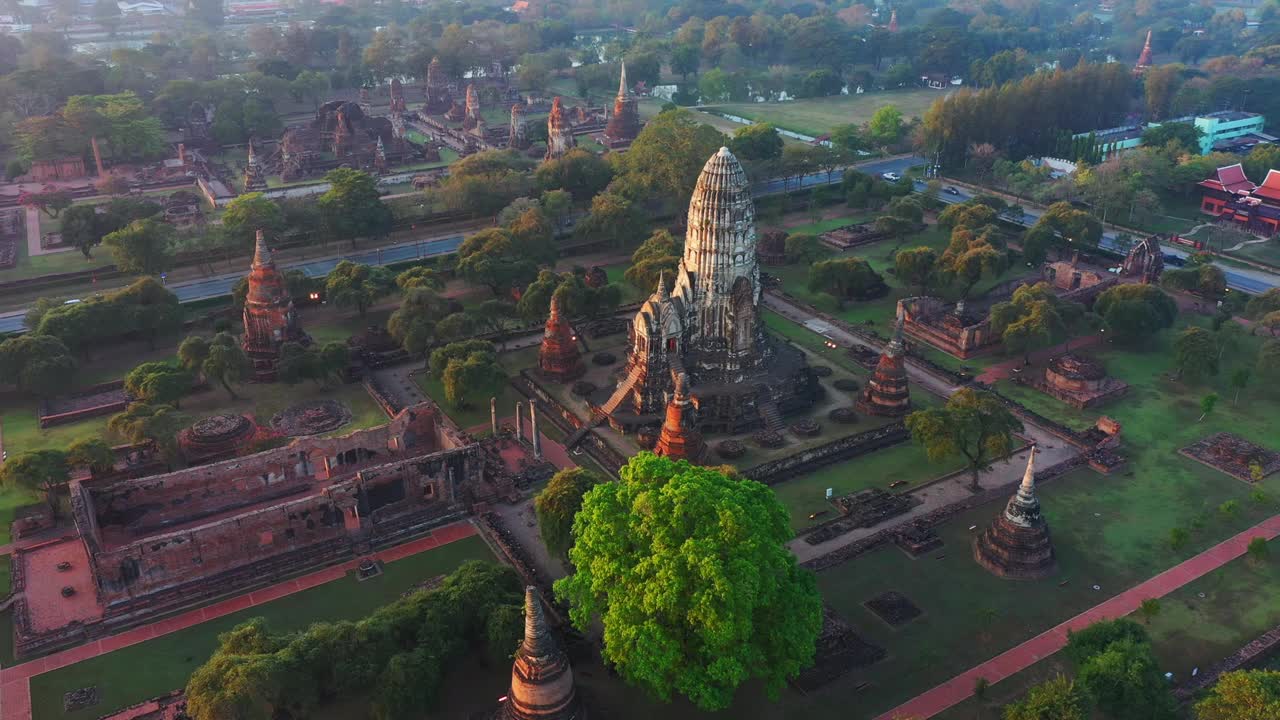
1074, 110, 1270, 160
1197, 164, 1280, 236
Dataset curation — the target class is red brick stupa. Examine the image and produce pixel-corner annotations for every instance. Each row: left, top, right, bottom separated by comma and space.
856, 316, 911, 417
603, 61, 640, 147
499, 587, 586, 720
539, 294, 585, 382
242, 230, 309, 381
973, 448, 1058, 579
654, 374, 704, 462
545, 97, 576, 161
1135, 29, 1153, 73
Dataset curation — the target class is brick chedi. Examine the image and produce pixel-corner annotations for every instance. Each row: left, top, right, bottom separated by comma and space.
424, 56, 452, 114
242, 141, 267, 193
603, 61, 640, 146
1135, 29, 1153, 73
499, 587, 586, 720
242, 230, 309, 381
974, 449, 1057, 579
545, 97, 576, 161
856, 316, 911, 417
539, 294, 585, 382
509, 104, 530, 149
596, 147, 819, 434
654, 374, 704, 462
388, 77, 406, 115
463, 84, 481, 131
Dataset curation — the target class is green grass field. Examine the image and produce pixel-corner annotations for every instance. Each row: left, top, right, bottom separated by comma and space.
701, 88, 943, 137
28, 535, 496, 720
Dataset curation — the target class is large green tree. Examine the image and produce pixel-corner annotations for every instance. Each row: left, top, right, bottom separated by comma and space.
0, 450, 70, 515
456, 228, 539, 297
894, 246, 939, 295
124, 362, 192, 407
1093, 284, 1178, 345
221, 192, 285, 248
611, 108, 727, 208
324, 261, 395, 317
102, 218, 175, 276
989, 282, 1080, 365
905, 388, 1023, 491
0, 334, 77, 398
66, 437, 116, 477
318, 167, 393, 245
429, 340, 506, 408
807, 257, 888, 307
1003, 675, 1091, 720
1174, 326, 1220, 383
624, 230, 681, 291
388, 288, 450, 367
555, 454, 822, 711
939, 228, 1007, 299
534, 467, 604, 557
1195, 670, 1280, 720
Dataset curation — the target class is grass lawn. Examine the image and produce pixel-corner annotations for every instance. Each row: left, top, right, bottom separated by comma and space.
415, 368, 526, 432
28, 535, 496, 720
701, 88, 942, 137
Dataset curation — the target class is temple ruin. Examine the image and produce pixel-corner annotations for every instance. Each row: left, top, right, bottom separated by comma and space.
1022, 353, 1129, 409
241, 230, 309, 381
602, 61, 640, 148
973, 449, 1057, 579
897, 297, 999, 359
1041, 253, 1116, 303
1122, 235, 1164, 284
545, 97, 576, 161
856, 317, 911, 417
653, 374, 705, 462
497, 587, 586, 720
594, 147, 819, 434
538, 294, 585, 382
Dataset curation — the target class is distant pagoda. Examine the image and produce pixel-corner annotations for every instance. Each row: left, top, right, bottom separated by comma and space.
241, 230, 309, 382
463, 84, 481, 131
539, 294, 585, 382
509, 104, 530, 149
424, 56, 452, 114
498, 587, 586, 720
653, 373, 705, 462
388, 77, 407, 115
856, 316, 911, 417
973, 449, 1058, 579
242, 141, 267, 193
888, 8, 898, 32
1135, 29, 1153, 73
603, 61, 640, 146
545, 97, 576, 161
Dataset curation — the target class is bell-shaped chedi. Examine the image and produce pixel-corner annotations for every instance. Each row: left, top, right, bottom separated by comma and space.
499, 587, 586, 720
603, 60, 640, 145
545, 97, 576, 161
242, 230, 309, 382
654, 373, 704, 462
539, 294, 585, 382
974, 448, 1057, 579
856, 316, 911, 417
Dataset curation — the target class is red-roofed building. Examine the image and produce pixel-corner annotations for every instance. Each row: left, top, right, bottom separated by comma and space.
1199, 165, 1280, 236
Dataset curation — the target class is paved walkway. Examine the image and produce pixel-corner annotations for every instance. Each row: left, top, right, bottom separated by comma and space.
875, 513, 1280, 720
974, 335, 1103, 385
0, 521, 477, 720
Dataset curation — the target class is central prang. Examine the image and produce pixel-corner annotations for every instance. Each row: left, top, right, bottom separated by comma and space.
593, 147, 819, 439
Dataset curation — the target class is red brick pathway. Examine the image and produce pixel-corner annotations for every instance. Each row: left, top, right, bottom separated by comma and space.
975, 335, 1103, 385
875, 513, 1280, 720
0, 521, 478, 720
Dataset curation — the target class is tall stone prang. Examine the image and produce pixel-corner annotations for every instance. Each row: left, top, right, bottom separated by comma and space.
463, 84, 481, 131
974, 449, 1058, 579
388, 77, 406, 115
654, 374, 704, 462
1121, 235, 1163, 284
888, 8, 898, 32
545, 97, 576, 161
597, 147, 819, 434
603, 60, 640, 145
1136, 29, 1153, 72
424, 56, 452, 114
509, 104, 530, 149
242, 230, 309, 381
539, 294, 585, 382
242, 141, 267, 193
500, 587, 586, 720
856, 316, 911, 417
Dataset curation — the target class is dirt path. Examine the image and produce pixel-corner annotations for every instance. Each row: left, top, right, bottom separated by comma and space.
875, 513, 1280, 720
0, 521, 478, 720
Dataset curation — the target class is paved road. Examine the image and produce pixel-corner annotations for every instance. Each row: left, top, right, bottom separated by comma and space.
906, 165, 1279, 295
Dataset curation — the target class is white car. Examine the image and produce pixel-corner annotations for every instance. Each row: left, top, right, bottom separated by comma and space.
881, 172, 901, 182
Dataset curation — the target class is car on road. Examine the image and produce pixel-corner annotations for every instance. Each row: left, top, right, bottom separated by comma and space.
881, 172, 901, 182
944, 186, 961, 195
1163, 254, 1187, 267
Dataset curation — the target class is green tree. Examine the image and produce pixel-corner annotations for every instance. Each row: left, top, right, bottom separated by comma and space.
905, 388, 1023, 491
1258, 340, 1280, 392
555, 454, 822, 711
102, 218, 175, 276
1195, 669, 1280, 720
0, 334, 78, 398
433, 341, 506, 408
456, 228, 539, 297
1141, 123, 1203, 153
1003, 676, 1091, 720
202, 332, 251, 399
939, 228, 1007, 299
611, 108, 726, 208
388, 288, 450, 367
221, 192, 284, 248
1169, 526, 1190, 550
866, 104, 904, 149
1247, 537, 1270, 564
540, 189, 572, 232
534, 148, 613, 201
989, 283, 1073, 365
573, 191, 644, 248
1199, 392, 1219, 422
107, 402, 187, 464
1093, 284, 1178, 345
125, 362, 192, 407
728, 123, 784, 163
318, 167, 393, 245
1076, 639, 1177, 720
1136, 598, 1161, 625
325, 261, 394, 318
807, 257, 888, 307
0, 450, 70, 515
66, 437, 116, 476
395, 266, 445, 292
61, 204, 103, 259
1174, 326, 1220, 382
624, 230, 681, 291
784, 233, 830, 265
535, 467, 605, 557
895, 246, 939, 294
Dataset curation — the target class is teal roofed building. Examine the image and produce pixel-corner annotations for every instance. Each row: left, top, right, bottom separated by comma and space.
1074, 110, 1271, 160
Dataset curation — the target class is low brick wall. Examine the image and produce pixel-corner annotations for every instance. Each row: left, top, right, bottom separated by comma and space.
743, 422, 910, 485
1173, 623, 1280, 701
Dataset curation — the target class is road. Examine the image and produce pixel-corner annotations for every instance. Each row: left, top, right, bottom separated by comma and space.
0, 156, 921, 336
900, 162, 1279, 295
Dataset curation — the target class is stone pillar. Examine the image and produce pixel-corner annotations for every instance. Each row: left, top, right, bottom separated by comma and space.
490, 397, 498, 436
515, 402, 524, 442
530, 404, 542, 459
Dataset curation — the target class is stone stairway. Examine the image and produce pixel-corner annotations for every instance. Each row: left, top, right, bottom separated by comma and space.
758, 400, 785, 433
600, 364, 644, 416
563, 416, 602, 449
